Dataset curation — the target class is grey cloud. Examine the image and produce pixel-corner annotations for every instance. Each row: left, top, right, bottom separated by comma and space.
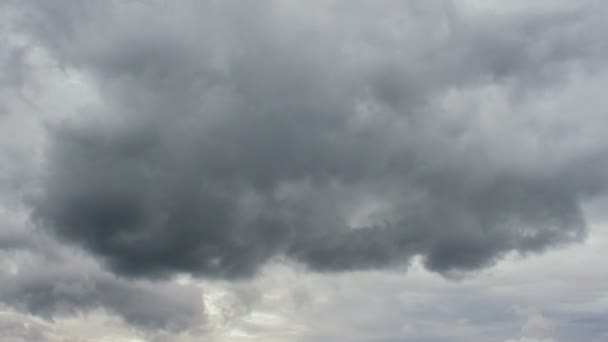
0, 251, 205, 332
0, 313, 61, 342
0, 201, 205, 333
9, 0, 608, 279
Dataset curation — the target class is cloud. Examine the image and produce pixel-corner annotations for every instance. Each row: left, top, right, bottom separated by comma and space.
520, 309, 553, 339
0, 249, 206, 333
505, 339, 556, 342
0, 312, 62, 342
0, 259, 205, 332
0, 201, 205, 333
2, 0, 603, 280
2, 2, 608, 341
504, 308, 556, 342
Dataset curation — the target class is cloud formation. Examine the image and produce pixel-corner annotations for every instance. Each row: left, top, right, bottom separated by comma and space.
0, 260, 204, 332
0, 205, 206, 333
3, 1, 608, 340
7, 0, 605, 280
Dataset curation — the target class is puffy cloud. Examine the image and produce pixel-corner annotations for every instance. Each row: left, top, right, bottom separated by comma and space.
1, 1, 608, 340
3, 0, 603, 280
520, 309, 553, 339
0, 312, 62, 342
504, 308, 556, 342
0, 259, 205, 332
0, 199, 205, 333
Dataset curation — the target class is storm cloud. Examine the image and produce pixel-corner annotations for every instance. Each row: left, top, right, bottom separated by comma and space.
0, 204, 206, 333
0, 259, 205, 332
6, 0, 607, 280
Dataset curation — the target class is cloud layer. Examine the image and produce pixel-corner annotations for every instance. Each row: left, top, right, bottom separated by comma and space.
8, 0, 605, 279
2, 1, 608, 340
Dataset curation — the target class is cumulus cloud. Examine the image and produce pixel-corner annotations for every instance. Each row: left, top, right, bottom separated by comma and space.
0, 198, 205, 333
0, 312, 61, 342
2, 1, 608, 339
1, 0, 603, 280
505, 308, 556, 342
0, 258, 205, 332
520, 309, 554, 339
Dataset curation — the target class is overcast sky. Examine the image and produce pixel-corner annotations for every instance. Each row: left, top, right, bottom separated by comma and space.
1, 1, 608, 341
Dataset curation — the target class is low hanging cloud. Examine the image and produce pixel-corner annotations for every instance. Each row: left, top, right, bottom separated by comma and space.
0, 262, 204, 332
7, 0, 607, 280
0, 205, 205, 333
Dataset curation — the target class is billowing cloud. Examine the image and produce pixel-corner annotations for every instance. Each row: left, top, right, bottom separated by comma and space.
2, 0, 603, 280
0, 259, 205, 332
3, 1, 608, 341
504, 308, 556, 342
0, 205, 206, 333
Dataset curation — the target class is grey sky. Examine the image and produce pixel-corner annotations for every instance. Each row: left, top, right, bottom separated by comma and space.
1, 1, 607, 341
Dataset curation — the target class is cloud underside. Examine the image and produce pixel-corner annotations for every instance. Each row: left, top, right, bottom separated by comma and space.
16, 0, 608, 279
2, 1, 608, 339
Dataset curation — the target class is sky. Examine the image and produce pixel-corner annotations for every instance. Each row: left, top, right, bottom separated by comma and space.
0, 0, 607, 341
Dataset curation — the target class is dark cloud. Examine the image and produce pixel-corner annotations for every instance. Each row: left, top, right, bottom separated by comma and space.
0, 249, 205, 332
6, 0, 607, 279
0, 204, 205, 333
